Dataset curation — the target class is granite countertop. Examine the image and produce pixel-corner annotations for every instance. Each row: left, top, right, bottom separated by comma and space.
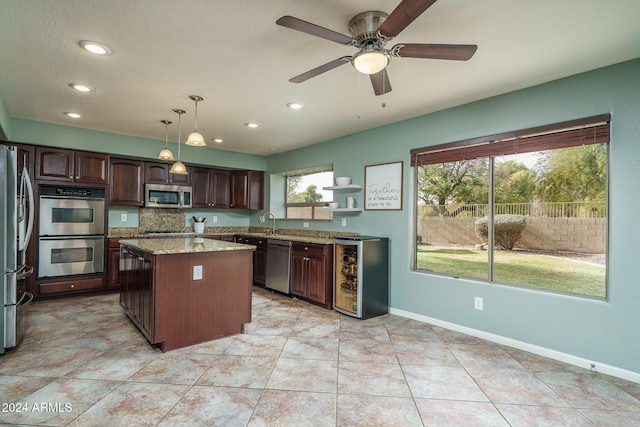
119, 238, 256, 255
241, 233, 336, 245
109, 227, 356, 245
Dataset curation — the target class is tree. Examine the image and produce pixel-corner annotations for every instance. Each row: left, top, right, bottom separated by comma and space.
494, 160, 536, 203
417, 160, 488, 215
535, 144, 607, 202
287, 175, 303, 202
299, 184, 323, 202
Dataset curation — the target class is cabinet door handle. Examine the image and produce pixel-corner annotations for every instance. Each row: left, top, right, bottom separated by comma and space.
70, 284, 75, 288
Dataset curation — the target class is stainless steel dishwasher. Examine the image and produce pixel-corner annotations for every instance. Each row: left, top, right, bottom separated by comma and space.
265, 239, 292, 294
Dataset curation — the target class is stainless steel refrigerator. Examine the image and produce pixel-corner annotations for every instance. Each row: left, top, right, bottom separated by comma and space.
334, 236, 389, 319
1, 145, 35, 354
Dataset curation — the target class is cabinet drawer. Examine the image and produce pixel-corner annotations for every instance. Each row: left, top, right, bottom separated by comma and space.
292, 242, 326, 256
39, 277, 104, 294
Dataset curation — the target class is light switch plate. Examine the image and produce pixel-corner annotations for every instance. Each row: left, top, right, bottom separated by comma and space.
193, 265, 203, 280
341, 217, 347, 227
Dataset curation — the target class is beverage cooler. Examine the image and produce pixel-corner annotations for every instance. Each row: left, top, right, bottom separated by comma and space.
334, 236, 389, 319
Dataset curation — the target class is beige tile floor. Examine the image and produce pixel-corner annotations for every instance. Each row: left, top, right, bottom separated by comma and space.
1, 287, 639, 426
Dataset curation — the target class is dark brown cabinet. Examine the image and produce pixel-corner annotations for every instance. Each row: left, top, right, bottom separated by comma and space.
35, 147, 109, 184
144, 161, 190, 184
290, 242, 334, 308
107, 238, 121, 288
230, 170, 264, 210
75, 151, 109, 184
110, 158, 144, 206
119, 246, 153, 338
211, 169, 231, 208
235, 235, 267, 285
192, 168, 231, 208
191, 167, 211, 207
119, 243, 253, 351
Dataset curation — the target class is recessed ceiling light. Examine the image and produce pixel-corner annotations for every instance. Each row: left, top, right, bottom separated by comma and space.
63, 112, 84, 119
287, 102, 304, 110
79, 40, 112, 55
213, 138, 223, 143
69, 83, 95, 92
245, 122, 260, 128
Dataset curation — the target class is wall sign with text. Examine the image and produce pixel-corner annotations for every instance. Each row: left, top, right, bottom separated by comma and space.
364, 161, 403, 210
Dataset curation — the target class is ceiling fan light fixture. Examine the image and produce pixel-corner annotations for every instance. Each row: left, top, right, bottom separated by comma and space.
186, 95, 206, 146
352, 49, 389, 75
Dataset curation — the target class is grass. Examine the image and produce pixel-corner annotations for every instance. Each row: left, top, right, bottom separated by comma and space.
416, 246, 606, 297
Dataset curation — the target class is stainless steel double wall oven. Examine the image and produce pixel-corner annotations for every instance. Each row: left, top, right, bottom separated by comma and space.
38, 186, 105, 278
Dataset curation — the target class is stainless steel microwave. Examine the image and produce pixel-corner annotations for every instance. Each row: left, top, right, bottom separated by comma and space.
145, 183, 192, 208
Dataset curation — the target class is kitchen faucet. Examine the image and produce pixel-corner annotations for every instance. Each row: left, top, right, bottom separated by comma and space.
260, 212, 277, 234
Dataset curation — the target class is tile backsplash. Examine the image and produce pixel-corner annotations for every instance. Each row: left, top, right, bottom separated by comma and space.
139, 208, 187, 231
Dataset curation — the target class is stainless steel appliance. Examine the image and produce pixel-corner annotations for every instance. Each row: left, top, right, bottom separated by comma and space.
1, 145, 35, 354
145, 183, 192, 208
38, 186, 105, 279
334, 236, 389, 319
265, 239, 292, 294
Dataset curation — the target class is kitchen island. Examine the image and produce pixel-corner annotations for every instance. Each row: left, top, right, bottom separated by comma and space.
118, 237, 255, 351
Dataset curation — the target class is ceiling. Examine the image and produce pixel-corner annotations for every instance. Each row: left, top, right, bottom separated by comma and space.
1, 0, 639, 156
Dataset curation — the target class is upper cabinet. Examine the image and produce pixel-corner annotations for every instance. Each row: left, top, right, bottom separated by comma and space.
110, 158, 144, 206
144, 161, 190, 185
35, 147, 109, 185
192, 168, 231, 208
230, 170, 264, 210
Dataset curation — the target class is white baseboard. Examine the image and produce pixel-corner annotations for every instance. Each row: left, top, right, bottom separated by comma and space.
389, 307, 640, 385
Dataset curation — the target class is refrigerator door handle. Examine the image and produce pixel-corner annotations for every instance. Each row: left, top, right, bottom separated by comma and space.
18, 166, 34, 252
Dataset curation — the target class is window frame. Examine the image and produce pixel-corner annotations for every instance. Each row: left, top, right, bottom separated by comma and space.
411, 115, 610, 299
283, 165, 334, 221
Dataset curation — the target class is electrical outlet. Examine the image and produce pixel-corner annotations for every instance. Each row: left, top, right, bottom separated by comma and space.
120, 213, 127, 222
212, 215, 218, 223
303, 222, 309, 228
474, 297, 484, 311
341, 217, 347, 227
193, 265, 203, 280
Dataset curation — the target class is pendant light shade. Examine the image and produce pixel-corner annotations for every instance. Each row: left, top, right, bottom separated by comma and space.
170, 109, 188, 175
186, 95, 206, 146
157, 119, 175, 160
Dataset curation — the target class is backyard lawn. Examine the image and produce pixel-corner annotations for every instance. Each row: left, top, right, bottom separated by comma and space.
416, 246, 606, 297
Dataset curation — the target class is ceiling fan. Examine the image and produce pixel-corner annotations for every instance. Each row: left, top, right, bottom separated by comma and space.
276, 0, 477, 96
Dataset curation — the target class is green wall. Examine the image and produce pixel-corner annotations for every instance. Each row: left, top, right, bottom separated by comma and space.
267, 58, 640, 377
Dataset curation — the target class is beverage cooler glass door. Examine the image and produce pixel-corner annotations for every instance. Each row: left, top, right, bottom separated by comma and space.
334, 241, 362, 317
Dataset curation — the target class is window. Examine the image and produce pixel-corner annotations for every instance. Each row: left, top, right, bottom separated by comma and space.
285, 165, 334, 220
412, 115, 609, 298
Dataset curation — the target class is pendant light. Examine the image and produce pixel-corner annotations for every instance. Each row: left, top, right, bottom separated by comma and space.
185, 95, 206, 146
169, 109, 188, 175
157, 119, 175, 160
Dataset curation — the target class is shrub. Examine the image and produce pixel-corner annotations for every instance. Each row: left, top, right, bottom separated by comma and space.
475, 214, 527, 250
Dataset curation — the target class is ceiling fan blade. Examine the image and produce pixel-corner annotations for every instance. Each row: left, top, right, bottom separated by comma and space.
276, 16, 353, 45
378, 0, 438, 38
370, 69, 392, 96
290, 57, 351, 83
394, 43, 478, 60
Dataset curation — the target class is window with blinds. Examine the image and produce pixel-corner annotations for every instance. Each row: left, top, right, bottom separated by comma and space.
412, 115, 610, 298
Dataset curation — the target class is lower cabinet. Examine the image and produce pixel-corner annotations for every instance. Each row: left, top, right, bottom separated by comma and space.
119, 246, 154, 339
107, 238, 121, 288
38, 276, 104, 296
235, 235, 267, 285
290, 242, 334, 308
